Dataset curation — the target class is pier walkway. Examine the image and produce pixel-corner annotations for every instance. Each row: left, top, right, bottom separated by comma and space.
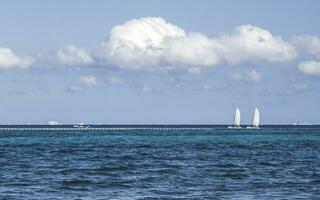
0, 127, 216, 131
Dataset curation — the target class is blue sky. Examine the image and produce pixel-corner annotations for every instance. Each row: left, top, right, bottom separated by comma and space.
0, 0, 320, 124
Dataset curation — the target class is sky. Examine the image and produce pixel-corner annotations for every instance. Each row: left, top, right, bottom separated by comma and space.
0, 0, 320, 124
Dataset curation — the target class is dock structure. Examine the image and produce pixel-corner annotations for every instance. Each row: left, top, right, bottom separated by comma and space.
0, 127, 216, 131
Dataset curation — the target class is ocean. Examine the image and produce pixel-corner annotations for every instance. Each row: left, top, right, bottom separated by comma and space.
1, 125, 320, 199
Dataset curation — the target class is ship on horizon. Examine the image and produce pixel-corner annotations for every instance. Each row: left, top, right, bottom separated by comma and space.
73, 122, 90, 128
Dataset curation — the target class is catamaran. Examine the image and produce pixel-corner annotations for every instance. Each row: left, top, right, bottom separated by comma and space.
228, 107, 241, 129
247, 108, 260, 129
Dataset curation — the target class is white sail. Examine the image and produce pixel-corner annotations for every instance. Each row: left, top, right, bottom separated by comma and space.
252, 108, 260, 127
234, 108, 241, 126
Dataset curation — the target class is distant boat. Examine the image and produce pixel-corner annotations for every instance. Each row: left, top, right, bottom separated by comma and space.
228, 107, 241, 129
48, 120, 62, 125
73, 122, 90, 128
247, 108, 260, 129
293, 121, 312, 126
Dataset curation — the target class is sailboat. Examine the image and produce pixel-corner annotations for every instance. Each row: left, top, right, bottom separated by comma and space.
247, 108, 260, 129
228, 107, 241, 129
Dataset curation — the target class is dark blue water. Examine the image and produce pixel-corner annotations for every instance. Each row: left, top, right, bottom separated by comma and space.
1, 126, 320, 199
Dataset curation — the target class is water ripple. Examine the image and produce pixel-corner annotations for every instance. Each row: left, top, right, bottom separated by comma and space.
1, 128, 320, 199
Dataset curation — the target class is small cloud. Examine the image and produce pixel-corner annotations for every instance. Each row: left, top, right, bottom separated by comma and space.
77, 75, 97, 87
298, 61, 320, 76
143, 84, 152, 93
0, 47, 33, 70
56, 45, 93, 66
229, 70, 262, 82
67, 85, 84, 93
291, 35, 320, 58
133, 83, 163, 93
245, 70, 262, 82
198, 84, 229, 91
67, 75, 97, 93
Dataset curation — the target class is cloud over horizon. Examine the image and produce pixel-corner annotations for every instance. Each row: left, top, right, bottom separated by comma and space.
0, 1, 319, 125
229, 70, 263, 82
298, 61, 320, 76
100, 17, 296, 72
1, 16, 318, 86
67, 75, 97, 92
56, 45, 94, 66
0, 17, 302, 75
0, 48, 33, 70
219, 25, 296, 64
291, 35, 320, 58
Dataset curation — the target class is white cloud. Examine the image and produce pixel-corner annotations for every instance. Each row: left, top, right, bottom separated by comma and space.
100, 17, 296, 72
78, 75, 97, 87
291, 35, 320, 58
101, 17, 186, 70
56, 45, 93, 65
143, 84, 152, 93
162, 33, 222, 70
67, 75, 97, 92
0, 17, 298, 74
0, 17, 296, 74
229, 70, 262, 82
141, 84, 162, 93
298, 61, 320, 76
67, 85, 84, 93
245, 70, 262, 82
220, 25, 296, 64
0, 48, 33, 70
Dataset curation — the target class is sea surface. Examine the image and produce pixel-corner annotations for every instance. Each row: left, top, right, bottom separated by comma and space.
1, 125, 320, 200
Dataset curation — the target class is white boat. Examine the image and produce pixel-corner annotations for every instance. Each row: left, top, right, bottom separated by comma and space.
73, 122, 90, 128
228, 107, 242, 129
247, 108, 260, 129
293, 121, 311, 126
48, 120, 62, 125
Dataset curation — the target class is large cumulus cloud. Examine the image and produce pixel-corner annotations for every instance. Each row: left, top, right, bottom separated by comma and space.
219, 25, 296, 64
101, 17, 186, 70
100, 17, 296, 72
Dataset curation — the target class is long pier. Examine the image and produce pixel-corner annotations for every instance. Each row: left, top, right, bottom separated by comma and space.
0, 126, 316, 132
0, 127, 218, 131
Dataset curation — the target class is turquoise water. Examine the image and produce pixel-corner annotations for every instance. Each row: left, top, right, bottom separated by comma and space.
1, 126, 320, 199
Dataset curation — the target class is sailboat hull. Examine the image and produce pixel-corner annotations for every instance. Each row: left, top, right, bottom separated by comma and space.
246, 126, 260, 129
228, 126, 242, 129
